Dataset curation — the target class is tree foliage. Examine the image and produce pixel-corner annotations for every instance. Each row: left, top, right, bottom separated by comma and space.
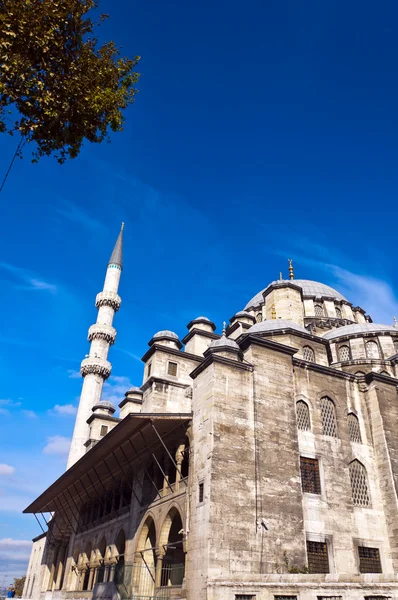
0, 0, 140, 162
13, 576, 26, 597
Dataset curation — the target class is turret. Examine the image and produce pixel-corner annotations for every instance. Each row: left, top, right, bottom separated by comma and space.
66, 224, 124, 469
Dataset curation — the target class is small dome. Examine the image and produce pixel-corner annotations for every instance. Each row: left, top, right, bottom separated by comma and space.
127, 386, 143, 395
231, 311, 256, 322
245, 279, 347, 309
248, 319, 309, 335
208, 336, 240, 352
92, 400, 115, 412
153, 330, 179, 340
187, 316, 216, 331
323, 323, 398, 340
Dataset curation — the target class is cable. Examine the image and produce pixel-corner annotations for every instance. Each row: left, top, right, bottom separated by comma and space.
0, 135, 25, 193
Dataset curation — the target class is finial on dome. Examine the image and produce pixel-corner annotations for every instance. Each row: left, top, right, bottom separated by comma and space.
279, 272, 283, 281
394, 316, 397, 327
288, 258, 294, 280
121, 222, 125, 230
222, 321, 227, 335
271, 304, 276, 320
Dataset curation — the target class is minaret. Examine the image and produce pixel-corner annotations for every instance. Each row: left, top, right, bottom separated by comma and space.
66, 224, 124, 469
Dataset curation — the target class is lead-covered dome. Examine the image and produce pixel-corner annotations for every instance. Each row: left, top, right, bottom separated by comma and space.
248, 319, 309, 335
323, 323, 398, 340
245, 279, 347, 309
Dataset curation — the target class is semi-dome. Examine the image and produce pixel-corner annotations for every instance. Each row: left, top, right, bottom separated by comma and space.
245, 279, 347, 309
323, 323, 398, 340
248, 319, 309, 335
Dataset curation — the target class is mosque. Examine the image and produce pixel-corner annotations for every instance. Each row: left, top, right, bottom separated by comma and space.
22, 226, 398, 600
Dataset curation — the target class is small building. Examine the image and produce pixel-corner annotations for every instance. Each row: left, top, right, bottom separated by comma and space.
23, 232, 398, 600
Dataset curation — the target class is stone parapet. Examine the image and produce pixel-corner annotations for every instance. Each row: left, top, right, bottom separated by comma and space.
88, 323, 117, 345
80, 357, 112, 379
95, 291, 122, 312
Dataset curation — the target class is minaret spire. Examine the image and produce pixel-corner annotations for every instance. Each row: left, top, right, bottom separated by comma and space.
66, 225, 124, 469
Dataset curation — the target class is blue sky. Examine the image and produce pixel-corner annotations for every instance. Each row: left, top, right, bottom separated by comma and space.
1, 0, 398, 583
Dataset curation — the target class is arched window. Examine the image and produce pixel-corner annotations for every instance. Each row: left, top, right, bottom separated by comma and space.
347, 413, 362, 443
296, 401, 311, 431
314, 304, 324, 317
394, 340, 398, 355
338, 345, 351, 361
335, 306, 342, 318
366, 340, 380, 359
320, 396, 337, 437
256, 313, 262, 323
303, 346, 315, 362
349, 460, 370, 507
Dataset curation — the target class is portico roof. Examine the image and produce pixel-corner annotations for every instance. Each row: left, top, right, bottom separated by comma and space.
24, 413, 191, 515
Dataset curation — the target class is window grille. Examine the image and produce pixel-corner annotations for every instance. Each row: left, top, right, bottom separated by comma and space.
100, 425, 108, 436
365, 596, 391, 600
347, 413, 362, 443
366, 340, 380, 359
349, 460, 370, 506
147, 363, 152, 377
314, 304, 324, 317
307, 541, 329, 573
235, 596, 256, 600
256, 313, 262, 323
318, 597, 342, 600
335, 307, 342, 318
275, 597, 297, 600
338, 345, 351, 361
300, 457, 321, 494
320, 397, 337, 437
358, 546, 382, 573
199, 481, 204, 503
296, 401, 311, 431
168, 361, 178, 376
303, 346, 315, 362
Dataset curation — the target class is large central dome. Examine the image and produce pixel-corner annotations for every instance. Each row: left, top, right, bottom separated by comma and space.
245, 279, 347, 309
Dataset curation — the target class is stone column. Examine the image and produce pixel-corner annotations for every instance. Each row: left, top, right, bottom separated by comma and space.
155, 550, 165, 589
54, 545, 66, 590
162, 457, 171, 497
87, 567, 95, 591
175, 444, 185, 492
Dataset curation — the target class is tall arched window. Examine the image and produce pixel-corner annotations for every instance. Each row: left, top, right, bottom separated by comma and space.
366, 340, 380, 359
349, 460, 370, 507
256, 313, 262, 323
335, 306, 342, 318
338, 345, 351, 362
303, 346, 315, 362
347, 413, 362, 443
394, 340, 398, 355
320, 396, 337, 437
314, 304, 324, 317
296, 401, 311, 431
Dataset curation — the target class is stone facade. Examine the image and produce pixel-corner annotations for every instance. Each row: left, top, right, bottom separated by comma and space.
23, 252, 398, 600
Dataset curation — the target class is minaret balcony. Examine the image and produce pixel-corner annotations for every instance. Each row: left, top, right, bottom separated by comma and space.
80, 357, 112, 379
88, 324, 117, 345
95, 291, 122, 312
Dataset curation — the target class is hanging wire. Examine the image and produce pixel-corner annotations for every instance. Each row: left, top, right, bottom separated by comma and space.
0, 135, 25, 193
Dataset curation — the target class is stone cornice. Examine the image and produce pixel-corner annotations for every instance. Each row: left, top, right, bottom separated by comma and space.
181, 328, 219, 345
226, 321, 251, 337
118, 397, 143, 409
190, 353, 253, 380
365, 371, 398, 386
86, 414, 120, 426
141, 375, 192, 393
238, 333, 299, 356
141, 343, 204, 364
293, 357, 356, 380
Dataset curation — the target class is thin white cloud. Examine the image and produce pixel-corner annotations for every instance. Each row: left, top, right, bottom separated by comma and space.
56, 200, 105, 232
0, 262, 57, 294
0, 464, 15, 476
0, 399, 21, 407
0, 538, 32, 561
49, 404, 77, 416
0, 408, 10, 416
22, 410, 37, 419
102, 375, 133, 404
43, 436, 71, 456
68, 369, 81, 379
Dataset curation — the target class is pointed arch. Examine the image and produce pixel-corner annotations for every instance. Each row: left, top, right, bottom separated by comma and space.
158, 507, 185, 587
302, 346, 315, 362
296, 400, 311, 431
347, 413, 362, 443
314, 304, 324, 317
366, 340, 380, 359
133, 515, 157, 597
349, 459, 370, 507
320, 396, 337, 437
338, 345, 351, 361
